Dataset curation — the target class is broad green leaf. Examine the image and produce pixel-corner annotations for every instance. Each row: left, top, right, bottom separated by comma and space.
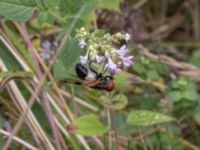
167, 91, 182, 102
68, 114, 108, 136
42, 0, 58, 9
59, 0, 84, 16
146, 69, 159, 80
53, 37, 82, 79
59, 0, 97, 17
0, 0, 36, 22
133, 63, 146, 74
183, 90, 198, 101
37, 11, 56, 25
127, 110, 174, 126
100, 94, 128, 110
61, 17, 85, 29
154, 63, 169, 76
37, 11, 49, 24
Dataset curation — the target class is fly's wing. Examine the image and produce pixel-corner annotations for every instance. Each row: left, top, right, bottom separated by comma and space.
59, 73, 103, 90
62, 79, 82, 85
60, 74, 99, 87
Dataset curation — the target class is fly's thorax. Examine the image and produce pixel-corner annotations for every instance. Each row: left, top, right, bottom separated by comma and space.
85, 70, 97, 80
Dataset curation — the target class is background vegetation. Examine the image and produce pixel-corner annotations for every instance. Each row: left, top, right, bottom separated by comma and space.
0, 0, 200, 149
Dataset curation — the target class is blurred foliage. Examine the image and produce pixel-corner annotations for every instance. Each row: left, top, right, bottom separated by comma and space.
167, 77, 199, 102
133, 56, 169, 80
0, 0, 200, 149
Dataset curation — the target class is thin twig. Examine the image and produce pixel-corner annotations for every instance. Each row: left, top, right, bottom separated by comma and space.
19, 23, 43, 79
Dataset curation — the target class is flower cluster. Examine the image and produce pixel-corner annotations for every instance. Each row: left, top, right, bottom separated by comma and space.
75, 27, 134, 74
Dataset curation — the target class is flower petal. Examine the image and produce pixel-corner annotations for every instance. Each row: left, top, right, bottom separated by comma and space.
80, 55, 88, 64
116, 45, 129, 56
120, 55, 134, 68
79, 39, 87, 48
105, 57, 121, 74
125, 33, 131, 42
96, 55, 104, 64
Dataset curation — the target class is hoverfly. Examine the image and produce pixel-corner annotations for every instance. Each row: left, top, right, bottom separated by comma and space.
63, 63, 115, 92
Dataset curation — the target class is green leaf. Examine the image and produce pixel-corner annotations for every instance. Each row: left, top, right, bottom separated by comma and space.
59, 0, 97, 16
42, 0, 58, 9
61, 17, 85, 29
37, 11, 49, 24
146, 69, 159, 80
35, 0, 58, 10
183, 90, 198, 101
100, 94, 128, 110
37, 11, 56, 25
127, 110, 174, 126
167, 91, 182, 102
53, 37, 82, 79
133, 63, 146, 74
69, 114, 108, 136
0, 0, 36, 22
59, 0, 84, 16
153, 63, 169, 76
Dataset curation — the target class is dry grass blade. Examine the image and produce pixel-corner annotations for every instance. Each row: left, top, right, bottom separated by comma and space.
1, 4, 92, 150
0, 129, 38, 150
0, 59, 55, 150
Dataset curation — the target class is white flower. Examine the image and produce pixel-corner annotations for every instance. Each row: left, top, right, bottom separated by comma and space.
116, 45, 129, 57
120, 55, 134, 68
80, 55, 88, 64
96, 55, 104, 64
105, 57, 121, 74
125, 33, 131, 42
79, 39, 87, 48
